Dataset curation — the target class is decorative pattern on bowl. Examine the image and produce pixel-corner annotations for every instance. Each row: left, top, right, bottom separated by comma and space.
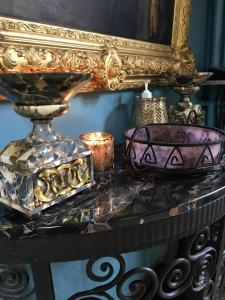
123, 124, 225, 173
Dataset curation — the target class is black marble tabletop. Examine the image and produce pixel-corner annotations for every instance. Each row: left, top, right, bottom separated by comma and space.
1, 148, 225, 240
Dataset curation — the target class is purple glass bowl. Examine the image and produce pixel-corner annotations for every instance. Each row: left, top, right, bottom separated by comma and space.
123, 124, 225, 174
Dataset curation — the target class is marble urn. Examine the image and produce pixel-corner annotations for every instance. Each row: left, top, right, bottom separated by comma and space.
168, 72, 213, 125
0, 73, 94, 216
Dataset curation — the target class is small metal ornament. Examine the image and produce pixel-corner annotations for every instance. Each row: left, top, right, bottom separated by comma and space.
168, 72, 213, 125
130, 96, 168, 127
130, 81, 168, 127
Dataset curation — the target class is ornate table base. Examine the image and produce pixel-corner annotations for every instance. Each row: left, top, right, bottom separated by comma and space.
1, 217, 225, 300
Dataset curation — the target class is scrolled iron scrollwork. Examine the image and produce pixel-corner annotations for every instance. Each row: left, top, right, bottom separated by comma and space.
68, 256, 158, 300
210, 222, 220, 244
86, 257, 121, 283
158, 258, 191, 299
213, 248, 225, 300
116, 267, 158, 300
158, 258, 191, 298
203, 279, 214, 300
191, 248, 217, 292
68, 255, 126, 300
185, 227, 211, 261
0, 265, 34, 299
68, 220, 225, 300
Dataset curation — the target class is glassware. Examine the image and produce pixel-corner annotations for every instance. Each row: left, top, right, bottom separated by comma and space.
80, 132, 114, 172
123, 123, 225, 174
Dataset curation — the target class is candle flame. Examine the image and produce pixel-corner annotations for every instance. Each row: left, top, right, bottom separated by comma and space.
89, 132, 103, 141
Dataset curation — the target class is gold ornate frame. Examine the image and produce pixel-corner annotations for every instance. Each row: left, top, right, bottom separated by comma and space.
0, 0, 195, 93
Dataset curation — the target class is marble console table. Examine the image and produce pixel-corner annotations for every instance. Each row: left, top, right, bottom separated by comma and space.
0, 150, 225, 299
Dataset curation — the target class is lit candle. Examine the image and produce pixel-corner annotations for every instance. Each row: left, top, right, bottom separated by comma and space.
80, 132, 114, 172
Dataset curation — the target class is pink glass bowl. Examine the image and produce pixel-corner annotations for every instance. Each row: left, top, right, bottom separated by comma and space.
123, 124, 225, 174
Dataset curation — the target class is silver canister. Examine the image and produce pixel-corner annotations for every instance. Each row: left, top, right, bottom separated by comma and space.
130, 96, 168, 127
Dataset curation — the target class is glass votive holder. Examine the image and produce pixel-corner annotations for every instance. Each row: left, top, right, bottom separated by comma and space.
80, 132, 114, 172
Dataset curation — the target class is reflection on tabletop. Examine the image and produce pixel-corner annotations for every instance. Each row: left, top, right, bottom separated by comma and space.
0, 148, 225, 239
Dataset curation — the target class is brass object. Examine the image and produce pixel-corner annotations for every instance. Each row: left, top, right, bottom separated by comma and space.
34, 158, 91, 205
0, 0, 195, 98
168, 72, 213, 125
130, 96, 168, 127
168, 104, 204, 125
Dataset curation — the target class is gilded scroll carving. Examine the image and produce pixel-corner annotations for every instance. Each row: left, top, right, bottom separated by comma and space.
0, 17, 166, 51
0, 44, 195, 92
0, 0, 195, 94
171, 46, 196, 74
0, 45, 58, 71
172, 0, 192, 47
122, 55, 174, 76
0, 45, 108, 91
103, 45, 126, 90
171, 0, 196, 75
0, 44, 181, 91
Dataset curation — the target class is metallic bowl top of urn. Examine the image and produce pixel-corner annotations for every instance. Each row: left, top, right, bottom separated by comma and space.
0, 72, 91, 120
0, 72, 91, 105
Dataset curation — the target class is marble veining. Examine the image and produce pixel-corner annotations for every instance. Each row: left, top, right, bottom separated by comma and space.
0, 73, 91, 105
0, 148, 225, 239
0, 72, 95, 216
0, 136, 94, 215
0, 137, 88, 173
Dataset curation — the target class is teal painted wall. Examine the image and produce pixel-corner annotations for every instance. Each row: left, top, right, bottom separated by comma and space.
1, 88, 178, 149
51, 245, 168, 300
0, 91, 134, 148
189, 0, 209, 70
189, 0, 217, 126
189, 0, 225, 127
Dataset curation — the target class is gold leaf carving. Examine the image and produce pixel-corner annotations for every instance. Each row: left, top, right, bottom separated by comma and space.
122, 55, 174, 76
171, 46, 196, 74
103, 45, 126, 90
172, 0, 192, 48
0, 0, 195, 95
0, 17, 166, 51
34, 158, 90, 204
0, 45, 109, 90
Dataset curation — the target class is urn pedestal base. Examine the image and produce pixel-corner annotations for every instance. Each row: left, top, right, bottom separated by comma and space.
0, 135, 94, 216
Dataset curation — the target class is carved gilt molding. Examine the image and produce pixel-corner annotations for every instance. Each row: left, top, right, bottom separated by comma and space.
0, 0, 196, 95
